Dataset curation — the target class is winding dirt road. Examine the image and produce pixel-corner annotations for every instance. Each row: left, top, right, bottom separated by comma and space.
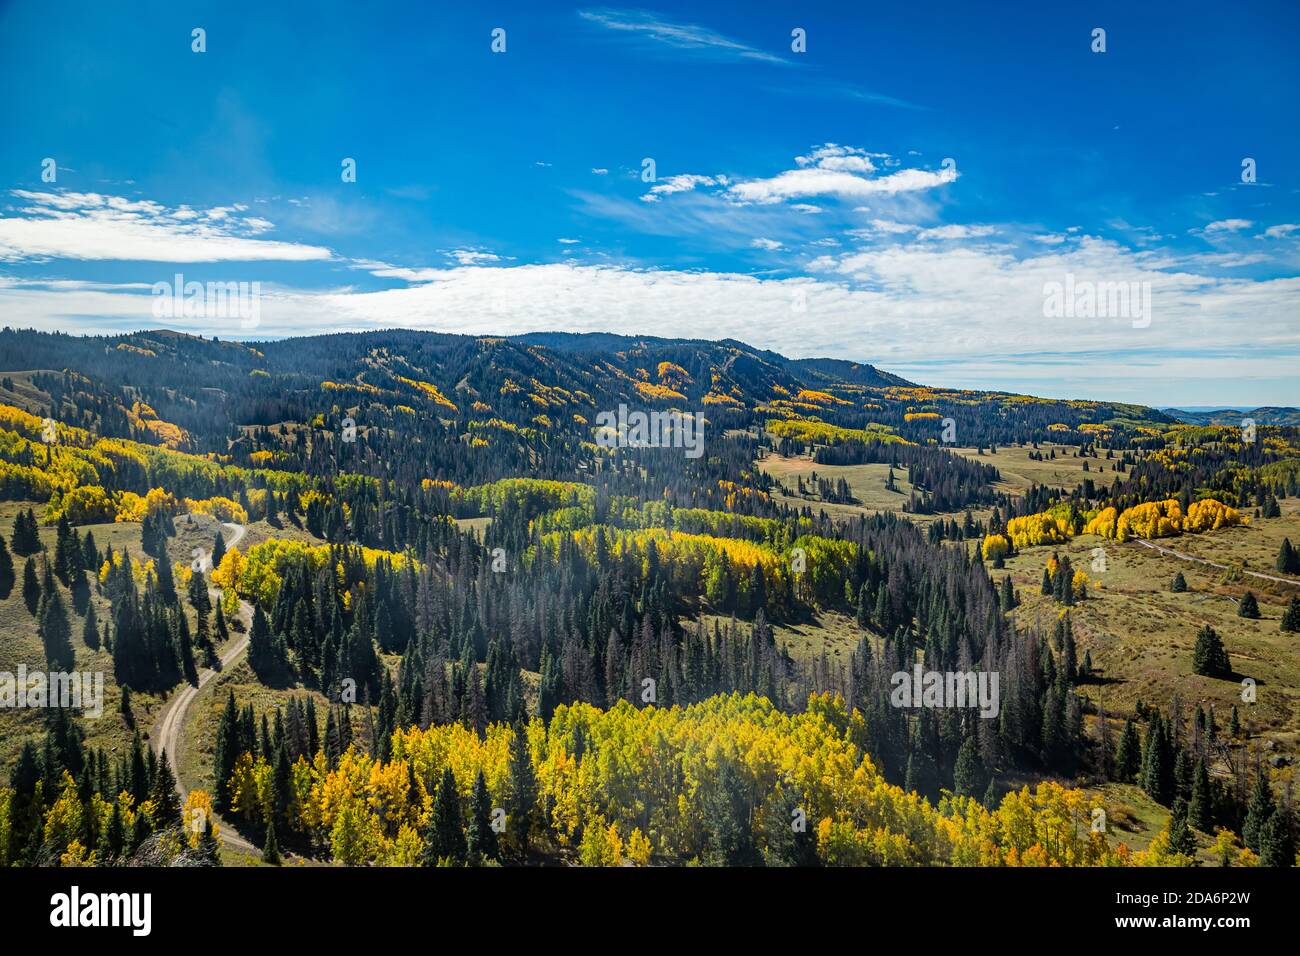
1134, 538, 1300, 588
151, 520, 258, 855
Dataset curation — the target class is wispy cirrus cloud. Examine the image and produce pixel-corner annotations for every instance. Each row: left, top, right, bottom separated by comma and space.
0, 190, 331, 262
578, 8, 790, 65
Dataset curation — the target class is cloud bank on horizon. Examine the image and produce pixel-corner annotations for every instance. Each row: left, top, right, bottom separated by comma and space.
0, 0, 1297, 406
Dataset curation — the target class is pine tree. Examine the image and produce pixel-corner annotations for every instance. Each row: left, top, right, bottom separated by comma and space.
212, 691, 240, 811
1141, 716, 1173, 805
262, 819, 281, 865
422, 765, 467, 865
199, 817, 221, 865
1107, 717, 1138, 785
1278, 538, 1297, 574
81, 600, 99, 649
465, 769, 499, 865
1171, 571, 1187, 593
211, 530, 226, 569
765, 783, 818, 867
100, 801, 126, 861
1168, 797, 1196, 857
1274, 534, 1300, 573
22, 556, 40, 614
1192, 624, 1231, 677
999, 575, 1017, 610
506, 725, 537, 861
702, 756, 760, 866
1280, 595, 1300, 633
1242, 769, 1274, 852
1258, 811, 1295, 867
150, 750, 182, 825
38, 583, 74, 671
952, 735, 986, 799
1237, 591, 1261, 619
1189, 758, 1213, 831
11, 509, 41, 555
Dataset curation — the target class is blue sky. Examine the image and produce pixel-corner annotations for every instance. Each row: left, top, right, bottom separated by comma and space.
1, 0, 1297, 405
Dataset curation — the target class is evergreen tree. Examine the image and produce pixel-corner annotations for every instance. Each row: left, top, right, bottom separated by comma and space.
1258, 811, 1295, 868
1242, 769, 1275, 852
952, 735, 986, 799
702, 757, 760, 866
1168, 797, 1196, 857
22, 556, 40, 614
198, 817, 221, 865
211, 530, 227, 569
1141, 716, 1173, 805
422, 765, 467, 865
262, 819, 281, 865
11, 509, 41, 555
465, 769, 500, 864
1276, 537, 1300, 575
38, 582, 74, 671
765, 783, 818, 867
505, 726, 537, 861
1192, 624, 1231, 677
212, 691, 240, 811
1282, 594, 1300, 633
81, 600, 99, 650
1237, 591, 1261, 619
1171, 571, 1187, 593
150, 750, 182, 825
1188, 758, 1213, 832
99, 801, 126, 861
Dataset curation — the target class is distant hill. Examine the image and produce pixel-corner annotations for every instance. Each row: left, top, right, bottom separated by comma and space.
510, 331, 916, 389
0, 326, 1176, 455
1161, 406, 1300, 427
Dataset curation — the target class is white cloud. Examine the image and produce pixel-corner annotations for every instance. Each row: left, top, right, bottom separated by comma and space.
642, 174, 719, 202
558, 238, 581, 244
1199, 218, 1254, 235
591, 168, 609, 175
915, 224, 996, 240
447, 249, 503, 266
0, 191, 331, 263
12, 239, 1296, 405
1263, 223, 1299, 239
729, 160, 956, 205
865, 219, 917, 234
751, 237, 782, 251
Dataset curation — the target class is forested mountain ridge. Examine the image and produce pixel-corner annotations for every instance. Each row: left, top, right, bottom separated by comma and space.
0, 324, 1295, 869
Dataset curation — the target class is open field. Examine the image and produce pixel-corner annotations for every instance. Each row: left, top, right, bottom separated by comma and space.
951, 443, 1119, 495
758, 452, 987, 525
1000, 516, 1300, 748
699, 609, 862, 667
